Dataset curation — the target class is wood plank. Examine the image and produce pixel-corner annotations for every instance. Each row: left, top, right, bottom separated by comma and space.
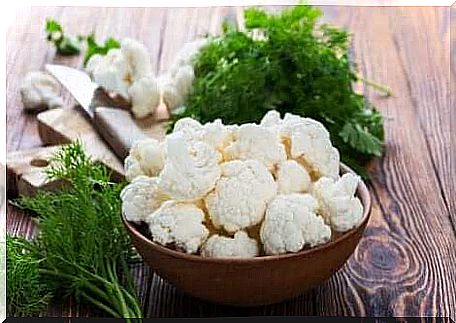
311, 7, 456, 317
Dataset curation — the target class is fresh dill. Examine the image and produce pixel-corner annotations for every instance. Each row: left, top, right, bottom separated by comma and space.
11, 141, 142, 319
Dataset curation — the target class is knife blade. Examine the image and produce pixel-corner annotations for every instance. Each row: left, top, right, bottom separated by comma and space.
45, 64, 149, 160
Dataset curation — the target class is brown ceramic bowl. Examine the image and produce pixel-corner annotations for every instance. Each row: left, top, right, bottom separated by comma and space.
122, 164, 371, 306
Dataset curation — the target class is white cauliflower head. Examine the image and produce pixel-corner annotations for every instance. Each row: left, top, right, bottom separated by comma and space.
172, 38, 208, 67
120, 176, 168, 223
201, 231, 259, 258
312, 173, 364, 232
275, 160, 311, 194
173, 117, 233, 151
124, 138, 165, 182
127, 76, 161, 119
260, 194, 331, 255
205, 160, 277, 233
86, 48, 132, 99
224, 124, 287, 170
146, 200, 209, 254
281, 113, 340, 179
20, 71, 63, 111
158, 132, 221, 201
260, 110, 282, 128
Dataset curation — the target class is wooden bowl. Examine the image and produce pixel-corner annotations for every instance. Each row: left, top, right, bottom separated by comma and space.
122, 165, 371, 306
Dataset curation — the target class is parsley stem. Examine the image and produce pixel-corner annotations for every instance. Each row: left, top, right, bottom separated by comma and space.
357, 75, 394, 97
79, 292, 121, 318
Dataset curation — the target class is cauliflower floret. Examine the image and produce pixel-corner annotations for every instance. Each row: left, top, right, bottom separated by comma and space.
260, 110, 282, 128
205, 160, 277, 233
120, 38, 153, 81
20, 71, 63, 111
224, 124, 287, 170
201, 231, 259, 258
120, 176, 168, 223
171, 38, 208, 67
158, 132, 221, 201
86, 48, 132, 99
260, 194, 331, 255
275, 160, 311, 194
160, 39, 208, 112
173, 117, 232, 151
312, 173, 364, 232
124, 138, 165, 182
280, 113, 340, 179
146, 200, 209, 254
128, 76, 161, 119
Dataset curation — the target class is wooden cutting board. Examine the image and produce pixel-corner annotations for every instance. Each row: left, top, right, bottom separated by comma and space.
7, 105, 169, 197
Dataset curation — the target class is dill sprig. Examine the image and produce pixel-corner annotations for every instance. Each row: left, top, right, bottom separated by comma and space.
6, 235, 52, 317
14, 141, 142, 319
172, 5, 386, 176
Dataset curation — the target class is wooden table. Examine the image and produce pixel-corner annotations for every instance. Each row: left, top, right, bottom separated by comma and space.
6, 5, 455, 318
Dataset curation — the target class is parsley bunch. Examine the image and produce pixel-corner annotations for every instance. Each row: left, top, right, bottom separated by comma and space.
175, 6, 386, 176
9, 142, 142, 319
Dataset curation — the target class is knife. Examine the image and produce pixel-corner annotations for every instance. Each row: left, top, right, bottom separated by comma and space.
45, 64, 149, 161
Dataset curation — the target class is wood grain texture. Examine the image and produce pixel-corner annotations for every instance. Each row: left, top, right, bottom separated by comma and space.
6, 5, 455, 318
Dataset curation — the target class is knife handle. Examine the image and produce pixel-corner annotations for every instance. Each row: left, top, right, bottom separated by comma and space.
93, 107, 149, 161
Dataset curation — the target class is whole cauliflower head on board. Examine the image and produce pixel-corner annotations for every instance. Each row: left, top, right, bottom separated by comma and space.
312, 173, 363, 232
201, 231, 259, 258
124, 138, 165, 182
158, 132, 221, 201
20, 71, 64, 111
275, 160, 311, 194
205, 160, 277, 233
120, 176, 168, 223
146, 200, 209, 254
260, 194, 331, 255
224, 124, 287, 170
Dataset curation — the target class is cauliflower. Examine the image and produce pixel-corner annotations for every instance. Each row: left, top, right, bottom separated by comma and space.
312, 173, 363, 232
86, 38, 160, 119
260, 194, 331, 255
201, 231, 259, 258
146, 200, 209, 254
260, 110, 282, 128
20, 71, 63, 111
120, 176, 168, 223
127, 76, 161, 119
224, 124, 287, 170
173, 117, 233, 151
275, 160, 311, 194
124, 138, 165, 182
281, 113, 340, 179
160, 39, 208, 112
86, 49, 132, 99
205, 160, 277, 233
121, 38, 153, 80
158, 132, 221, 201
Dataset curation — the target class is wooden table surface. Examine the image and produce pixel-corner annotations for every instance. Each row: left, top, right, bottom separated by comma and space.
6, 5, 456, 318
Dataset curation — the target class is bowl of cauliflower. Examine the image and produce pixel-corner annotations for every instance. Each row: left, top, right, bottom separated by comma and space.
121, 110, 371, 306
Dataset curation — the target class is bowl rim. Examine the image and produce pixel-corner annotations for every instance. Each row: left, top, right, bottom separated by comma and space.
122, 163, 372, 264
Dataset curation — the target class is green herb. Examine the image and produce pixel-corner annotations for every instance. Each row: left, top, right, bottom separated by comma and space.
15, 141, 142, 319
6, 235, 52, 317
172, 5, 387, 175
84, 34, 120, 66
45, 19, 82, 55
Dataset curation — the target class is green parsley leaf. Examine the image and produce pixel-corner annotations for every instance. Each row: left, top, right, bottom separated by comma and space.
84, 34, 120, 66
45, 19, 82, 55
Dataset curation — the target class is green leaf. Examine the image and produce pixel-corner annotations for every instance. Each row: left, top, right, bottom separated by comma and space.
84, 34, 120, 66
45, 18, 81, 56
339, 122, 383, 157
